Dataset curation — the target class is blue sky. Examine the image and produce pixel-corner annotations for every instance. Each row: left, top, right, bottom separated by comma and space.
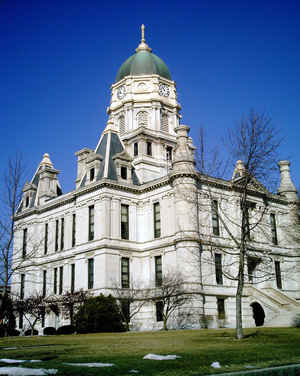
1, 0, 299, 193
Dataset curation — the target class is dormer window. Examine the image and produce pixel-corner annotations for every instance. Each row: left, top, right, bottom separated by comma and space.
121, 166, 127, 180
147, 141, 152, 156
134, 142, 138, 157
25, 196, 29, 207
90, 168, 95, 181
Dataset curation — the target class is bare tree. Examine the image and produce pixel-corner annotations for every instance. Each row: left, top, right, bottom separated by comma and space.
150, 271, 194, 331
111, 280, 150, 331
56, 289, 91, 325
14, 292, 59, 335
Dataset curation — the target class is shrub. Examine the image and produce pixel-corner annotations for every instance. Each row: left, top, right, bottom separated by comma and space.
43, 326, 56, 335
292, 313, 300, 328
75, 294, 125, 334
199, 314, 213, 329
56, 325, 75, 335
8, 328, 20, 336
25, 329, 38, 336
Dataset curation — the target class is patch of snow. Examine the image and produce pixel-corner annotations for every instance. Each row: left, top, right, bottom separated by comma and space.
244, 365, 256, 369
0, 359, 42, 364
0, 367, 57, 375
129, 370, 140, 373
143, 354, 181, 360
63, 362, 114, 367
211, 361, 221, 368
3, 347, 18, 350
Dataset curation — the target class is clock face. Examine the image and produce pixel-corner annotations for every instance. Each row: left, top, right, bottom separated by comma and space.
117, 85, 126, 100
159, 83, 170, 97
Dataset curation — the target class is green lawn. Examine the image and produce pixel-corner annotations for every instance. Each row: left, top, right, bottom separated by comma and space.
0, 328, 300, 375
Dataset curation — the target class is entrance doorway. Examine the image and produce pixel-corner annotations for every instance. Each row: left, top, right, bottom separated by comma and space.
250, 302, 265, 326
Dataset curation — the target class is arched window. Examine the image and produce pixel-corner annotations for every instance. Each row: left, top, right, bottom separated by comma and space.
160, 112, 169, 132
137, 111, 148, 127
119, 115, 125, 135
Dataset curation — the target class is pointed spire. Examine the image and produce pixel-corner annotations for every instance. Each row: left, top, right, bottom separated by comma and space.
40, 153, 53, 168
135, 24, 152, 52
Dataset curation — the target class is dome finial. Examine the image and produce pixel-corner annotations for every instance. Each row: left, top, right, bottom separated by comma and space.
136, 24, 152, 53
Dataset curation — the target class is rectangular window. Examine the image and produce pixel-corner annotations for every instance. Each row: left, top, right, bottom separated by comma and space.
59, 266, 63, 295
275, 261, 282, 289
134, 142, 138, 156
121, 300, 130, 323
217, 298, 225, 319
156, 301, 164, 322
88, 258, 94, 289
270, 214, 278, 245
121, 166, 127, 180
215, 253, 223, 285
166, 146, 172, 161
41, 311, 45, 328
154, 202, 161, 238
53, 268, 57, 294
55, 220, 59, 251
90, 168, 95, 181
44, 224, 48, 255
121, 257, 130, 288
147, 141, 152, 156
212, 200, 220, 236
72, 214, 76, 247
43, 270, 47, 297
22, 228, 27, 258
60, 218, 64, 250
121, 204, 129, 240
71, 263, 75, 293
20, 274, 25, 299
155, 255, 162, 287
89, 205, 94, 241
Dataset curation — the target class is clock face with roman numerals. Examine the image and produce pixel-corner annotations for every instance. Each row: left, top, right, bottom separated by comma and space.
117, 85, 126, 100
159, 83, 170, 97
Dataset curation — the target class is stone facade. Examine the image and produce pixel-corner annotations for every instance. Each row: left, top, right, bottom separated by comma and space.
12, 29, 300, 333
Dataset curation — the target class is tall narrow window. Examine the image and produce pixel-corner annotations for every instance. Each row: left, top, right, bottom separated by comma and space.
270, 214, 278, 245
147, 141, 152, 156
88, 258, 94, 289
156, 301, 164, 322
155, 255, 162, 287
137, 111, 148, 127
121, 257, 130, 288
20, 274, 25, 299
160, 112, 169, 132
71, 264, 75, 293
22, 228, 27, 258
44, 224, 48, 255
19, 312, 23, 329
59, 266, 63, 295
166, 146, 172, 161
55, 220, 59, 251
212, 200, 220, 236
90, 168, 95, 181
121, 166, 127, 180
43, 270, 47, 297
53, 268, 57, 294
134, 142, 138, 156
119, 115, 125, 135
121, 204, 129, 240
154, 203, 161, 238
247, 257, 259, 283
60, 218, 64, 250
217, 298, 225, 319
25, 196, 29, 207
275, 261, 282, 289
41, 310, 45, 328
72, 214, 76, 247
89, 205, 94, 241
215, 253, 223, 285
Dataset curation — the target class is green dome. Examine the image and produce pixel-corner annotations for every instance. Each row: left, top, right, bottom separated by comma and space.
115, 50, 172, 83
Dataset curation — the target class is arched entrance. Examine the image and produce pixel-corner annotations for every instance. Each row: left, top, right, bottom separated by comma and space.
250, 302, 265, 326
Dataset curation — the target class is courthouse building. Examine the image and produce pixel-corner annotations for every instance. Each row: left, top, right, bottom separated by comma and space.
12, 27, 300, 332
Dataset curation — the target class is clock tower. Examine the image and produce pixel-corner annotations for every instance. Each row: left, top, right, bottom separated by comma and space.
107, 25, 182, 183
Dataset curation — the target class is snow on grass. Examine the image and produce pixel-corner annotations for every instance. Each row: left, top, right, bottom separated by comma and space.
211, 361, 221, 368
129, 370, 140, 373
143, 354, 181, 360
0, 359, 42, 364
3, 347, 18, 350
0, 367, 57, 375
63, 362, 115, 367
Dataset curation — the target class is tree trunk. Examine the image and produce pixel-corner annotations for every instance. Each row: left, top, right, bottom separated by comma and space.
163, 317, 168, 331
236, 251, 244, 339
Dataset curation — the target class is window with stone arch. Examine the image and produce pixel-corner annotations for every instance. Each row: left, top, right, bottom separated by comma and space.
137, 111, 148, 127
119, 115, 125, 135
160, 111, 169, 132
